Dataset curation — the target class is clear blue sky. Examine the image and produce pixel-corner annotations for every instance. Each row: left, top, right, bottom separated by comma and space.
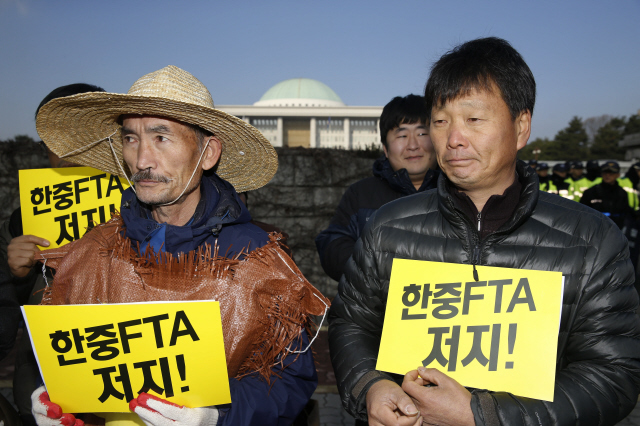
1, 0, 638, 142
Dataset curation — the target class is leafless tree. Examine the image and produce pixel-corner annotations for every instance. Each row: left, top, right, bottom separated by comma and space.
584, 115, 613, 144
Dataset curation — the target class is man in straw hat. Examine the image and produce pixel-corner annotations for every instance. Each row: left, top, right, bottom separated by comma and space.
30, 65, 328, 426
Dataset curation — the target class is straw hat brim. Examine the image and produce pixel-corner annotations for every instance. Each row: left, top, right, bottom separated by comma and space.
36, 92, 278, 193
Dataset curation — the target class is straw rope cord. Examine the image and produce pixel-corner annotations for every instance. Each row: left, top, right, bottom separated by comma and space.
107, 136, 136, 193
59, 130, 117, 158
286, 293, 328, 354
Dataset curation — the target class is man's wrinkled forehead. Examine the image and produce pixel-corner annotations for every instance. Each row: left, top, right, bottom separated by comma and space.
119, 114, 199, 139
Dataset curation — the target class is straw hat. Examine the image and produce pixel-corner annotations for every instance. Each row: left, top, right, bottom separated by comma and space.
36, 65, 278, 192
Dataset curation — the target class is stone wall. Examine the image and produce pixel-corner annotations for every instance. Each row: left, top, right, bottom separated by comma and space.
249, 147, 378, 298
0, 141, 50, 222
0, 143, 379, 298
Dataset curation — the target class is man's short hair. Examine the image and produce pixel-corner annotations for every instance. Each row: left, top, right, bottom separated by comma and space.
36, 83, 105, 119
424, 37, 536, 121
379, 94, 428, 148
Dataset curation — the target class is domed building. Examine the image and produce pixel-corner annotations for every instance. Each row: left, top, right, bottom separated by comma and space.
254, 78, 345, 108
218, 78, 382, 149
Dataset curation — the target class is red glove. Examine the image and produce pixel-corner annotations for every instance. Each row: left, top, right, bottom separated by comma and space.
130, 393, 218, 426
31, 386, 84, 426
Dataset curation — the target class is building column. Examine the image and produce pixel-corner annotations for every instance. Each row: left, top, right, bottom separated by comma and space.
344, 118, 351, 149
276, 117, 283, 147
310, 118, 317, 148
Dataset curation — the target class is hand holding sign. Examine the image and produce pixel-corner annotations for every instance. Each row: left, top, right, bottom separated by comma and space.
377, 260, 563, 401
402, 368, 473, 426
130, 393, 219, 426
365, 380, 422, 426
31, 386, 83, 426
7, 234, 49, 277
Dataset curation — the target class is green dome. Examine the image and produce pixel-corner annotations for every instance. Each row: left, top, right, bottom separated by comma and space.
254, 78, 344, 107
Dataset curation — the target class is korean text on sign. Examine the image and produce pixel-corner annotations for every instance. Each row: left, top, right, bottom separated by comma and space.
22, 301, 230, 413
376, 260, 563, 402
19, 167, 130, 249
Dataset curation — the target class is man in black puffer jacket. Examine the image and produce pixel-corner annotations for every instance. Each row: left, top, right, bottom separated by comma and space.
329, 37, 640, 426
316, 95, 438, 282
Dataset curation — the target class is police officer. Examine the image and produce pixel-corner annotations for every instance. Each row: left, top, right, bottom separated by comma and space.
580, 161, 632, 228
618, 162, 640, 212
551, 163, 572, 200
536, 162, 557, 194
586, 160, 601, 183
566, 161, 592, 201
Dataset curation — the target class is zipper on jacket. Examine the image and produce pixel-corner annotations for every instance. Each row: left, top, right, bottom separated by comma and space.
472, 245, 481, 282
471, 213, 481, 281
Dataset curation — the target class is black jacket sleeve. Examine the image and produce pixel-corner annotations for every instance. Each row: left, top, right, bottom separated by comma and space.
316, 176, 402, 282
0, 281, 20, 361
328, 216, 396, 420
315, 185, 362, 282
0, 217, 22, 361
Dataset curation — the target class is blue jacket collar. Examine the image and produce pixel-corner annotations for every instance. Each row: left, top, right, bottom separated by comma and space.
120, 173, 253, 255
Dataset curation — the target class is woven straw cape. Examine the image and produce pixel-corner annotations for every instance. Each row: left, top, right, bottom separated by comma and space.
36, 214, 330, 383
35, 65, 278, 193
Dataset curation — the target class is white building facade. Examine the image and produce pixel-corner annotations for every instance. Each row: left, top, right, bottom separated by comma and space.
218, 78, 383, 149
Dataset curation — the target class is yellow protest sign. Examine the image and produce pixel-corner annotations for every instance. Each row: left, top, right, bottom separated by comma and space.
377, 260, 563, 402
19, 167, 130, 249
22, 301, 230, 413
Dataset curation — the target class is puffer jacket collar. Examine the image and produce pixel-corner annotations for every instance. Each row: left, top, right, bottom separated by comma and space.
437, 160, 540, 241
372, 155, 438, 195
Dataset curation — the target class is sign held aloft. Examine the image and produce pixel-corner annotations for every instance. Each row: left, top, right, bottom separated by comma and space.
22, 301, 230, 413
376, 260, 563, 402
19, 167, 130, 248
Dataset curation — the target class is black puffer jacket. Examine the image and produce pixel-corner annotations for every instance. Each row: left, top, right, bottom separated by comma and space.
329, 161, 640, 425
315, 156, 437, 281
